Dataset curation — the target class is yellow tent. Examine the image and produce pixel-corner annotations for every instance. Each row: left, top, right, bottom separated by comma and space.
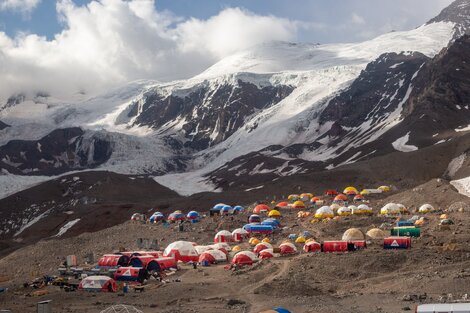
288, 194, 299, 201
360, 189, 370, 195
249, 237, 260, 246
268, 209, 281, 217
262, 238, 271, 243
419, 204, 435, 213
380, 203, 401, 215
295, 236, 306, 243
292, 201, 306, 209
378, 185, 391, 192
232, 245, 241, 252
343, 186, 359, 195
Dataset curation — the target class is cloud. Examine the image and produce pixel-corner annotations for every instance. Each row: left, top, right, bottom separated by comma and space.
0, 0, 301, 101
0, 0, 40, 14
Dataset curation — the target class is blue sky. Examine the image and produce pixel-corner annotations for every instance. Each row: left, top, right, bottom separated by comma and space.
0, 0, 453, 43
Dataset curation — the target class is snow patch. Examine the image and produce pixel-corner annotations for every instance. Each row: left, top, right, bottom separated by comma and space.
447, 153, 466, 178
392, 132, 418, 152
15, 209, 51, 237
451, 176, 470, 198
54, 219, 81, 237
245, 185, 264, 192
455, 125, 470, 132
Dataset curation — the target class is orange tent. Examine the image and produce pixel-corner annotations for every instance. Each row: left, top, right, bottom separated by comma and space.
253, 204, 271, 214
334, 194, 348, 201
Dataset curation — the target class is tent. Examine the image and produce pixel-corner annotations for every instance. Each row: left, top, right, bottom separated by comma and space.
291, 201, 306, 209
378, 185, 391, 192
130, 213, 145, 221
243, 224, 274, 234
249, 237, 260, 246
210, 243, 231, 254
195, 245, 212, 255
334, 194, 348, 202
315, 206, 334, 219
114, 267, 144, 283
288, 194, 299, 201
213, 203, 226, 210
355, 204, 372, 215
248, 214, 262, 224
366, 228, 386, 239
353, 194, 365, 201
164, 241, 199, 262
342, 228, 365, 241
259, 249, 275, 259
303, 241, 321, 253
337, 206, 352, 216
221, 205, 233, 214
233, 205, 244, 213
187, 211, 200, 220
129, 255, 162, 271
268, 209, 282, 217
261, 218, 281, 228
276, 202, 290, 209
79, 276, 117, 292
343, 187, 358, 195
168, 212, 186, 221
397, 204, 408, 214
419, 204, 435, 213
232, 251, 258, 265
253, 204, 271, 214
232, 228, 249, 242
279, 242, 297, 255
253, 242, 273, 254
98, 254, 130, 268
198, 249, 227, 264
149, 213, 164, 223
214, 230, 234, 243
295, 236, 306, 244
380, 203, 401, 215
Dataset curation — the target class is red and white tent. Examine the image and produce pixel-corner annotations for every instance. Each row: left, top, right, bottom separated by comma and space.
232, 251, 258, 265
214, 230, 234, 243
209, 243, 231, 254
279, 242, 297, 255
259, 249, 275, 259
303, 241, 321, 253
164, 241, 199, 262
79, 276, 117, 292
232, 228, 249, 242
253, 242, 273, 254
198, 249, 228, 264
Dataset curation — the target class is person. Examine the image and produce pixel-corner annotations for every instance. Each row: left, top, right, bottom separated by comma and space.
192, 262, 197, 270
108, 281, 114, 292
178, 222, 184, 232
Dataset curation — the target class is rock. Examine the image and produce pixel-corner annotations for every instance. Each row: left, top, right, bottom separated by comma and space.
402, 307, 411, 311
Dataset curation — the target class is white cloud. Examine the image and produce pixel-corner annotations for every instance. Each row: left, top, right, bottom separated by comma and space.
351, 13, 366, 25
0, 0, 301, 101
0, 0, 40, 14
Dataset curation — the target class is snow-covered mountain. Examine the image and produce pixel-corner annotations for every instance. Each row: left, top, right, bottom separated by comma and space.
1, 0, 470, 197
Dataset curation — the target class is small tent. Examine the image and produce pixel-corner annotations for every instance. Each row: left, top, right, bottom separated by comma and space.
233, 205, 244, 213
303, 241, 321, 253
337, 206, 352, 216
248, 214, 262, 224
259, 249, 275, 259
276, 202, 290, 209
168, 212, 186, 221
253, 242, 273, 254
214, 230, 234, 243
342, 228, 365, 241
291, 201, 306, 209
79, 276, 117, 292
232, 228, 249, 242
253, 204, 271, 214
198, 249, 227, 264
366, 228, 386, 239
343, 187, 358, 195
419, 204, 435, 213
187, 211, 200, 220
149, 212, 164, 223
279, 242, 297, 255
315, 206, 334, 219
334, 194, 348, 202
268, 209, 282, 217
380, 203, 401, 215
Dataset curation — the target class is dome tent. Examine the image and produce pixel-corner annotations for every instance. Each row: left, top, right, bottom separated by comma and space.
163, 241, 199, 262
168, 211, 185, 221
233, 205, 244, 213
253, 242, 273, 254
337, 206, 352, 216
232, 228, 249, 242
315, 206, 334, 219
187, 211, 200, 220
342, 228, 365, 241
214, 230, 234, 243
343, 186, 358, 195
79, 275, 117, 292
221, 205, 233, 214
276, 202, 289, 209
259, 249, 275, 259
249, 214, 261, 223
198, 249, 227, 264
334, 194, 348, 202
378, 185, 391, 192
303, 241, 321, 253
279, 242, 297, 255
268, 210, 282, 217
380, 203, 401, 215
419, 204, 435, 213
292, 201, 306, 209
232, 251, 258, 265
355, 204, 372, 215
366, 228, 386, 239
253, 204, 271, 214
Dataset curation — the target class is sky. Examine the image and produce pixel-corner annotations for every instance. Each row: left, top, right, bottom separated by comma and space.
0, 0, 454, 100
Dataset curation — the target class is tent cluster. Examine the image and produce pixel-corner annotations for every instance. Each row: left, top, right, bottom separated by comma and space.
210, 203, 245, 216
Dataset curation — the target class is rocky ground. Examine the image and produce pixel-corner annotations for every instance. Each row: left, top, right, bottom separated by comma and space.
0, 179, 470, 313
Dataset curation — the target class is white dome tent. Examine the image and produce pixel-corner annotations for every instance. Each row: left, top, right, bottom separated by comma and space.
100, 305, 144, 313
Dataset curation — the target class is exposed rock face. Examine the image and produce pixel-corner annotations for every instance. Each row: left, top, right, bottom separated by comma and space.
0, 128, 113, 175
128, 78, 294, 150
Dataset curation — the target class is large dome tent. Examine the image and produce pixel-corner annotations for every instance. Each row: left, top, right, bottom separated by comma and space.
164, 241, 199, 262
315, 206, 334, 219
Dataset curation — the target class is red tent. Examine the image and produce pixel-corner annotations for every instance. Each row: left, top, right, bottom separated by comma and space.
325, 190, 338, 196
303, 241, 321, 253
79, 276, 117, 292
97, 254, 130, 268
232, 251, 258, 265
253, 204, 271, 214
279, 242, 297, 255
259, 249, 275, 259
198, 249, 227, 264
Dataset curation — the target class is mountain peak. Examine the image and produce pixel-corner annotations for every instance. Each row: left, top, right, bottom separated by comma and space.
428, 0, 470, 38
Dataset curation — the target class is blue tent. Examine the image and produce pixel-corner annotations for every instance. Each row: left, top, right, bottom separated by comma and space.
261, 218, 281, 228
187, 211, 200, 220
149, 212, 164, 223
275, 308, 292, 313
213, 203, 226, 210
221, 205, 233, 213
233, 205, 244, 212
243, 224, 273, 234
